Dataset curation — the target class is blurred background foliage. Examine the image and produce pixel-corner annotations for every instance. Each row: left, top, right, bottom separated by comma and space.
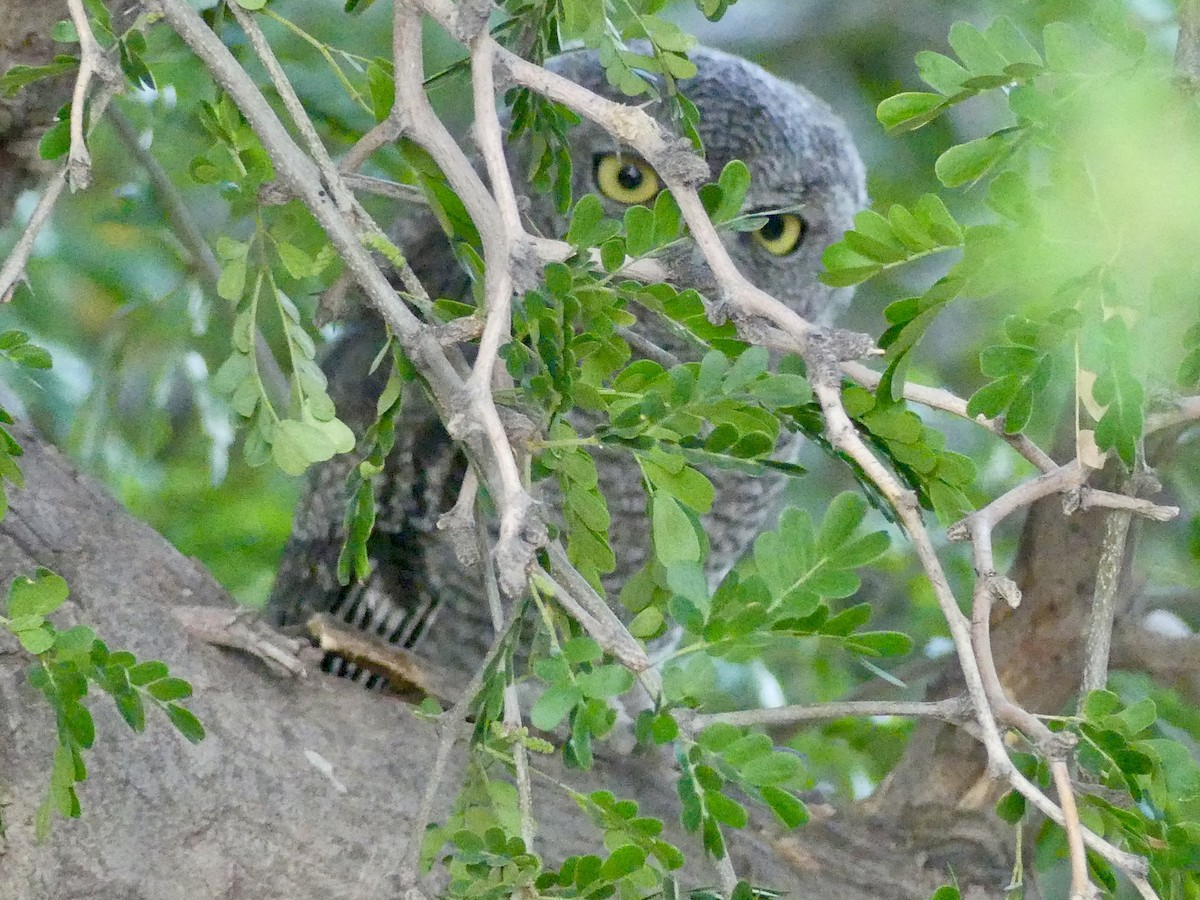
1, 0, 1198, 809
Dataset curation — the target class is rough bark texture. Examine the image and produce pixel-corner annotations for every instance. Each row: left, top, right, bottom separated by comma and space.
0, 0, 73, 215
0, 424, 997, 899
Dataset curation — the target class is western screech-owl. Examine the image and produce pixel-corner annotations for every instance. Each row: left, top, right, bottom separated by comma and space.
266, 46, 866, 687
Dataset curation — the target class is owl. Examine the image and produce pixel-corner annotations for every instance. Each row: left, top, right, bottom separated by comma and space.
265, 46, 866, 688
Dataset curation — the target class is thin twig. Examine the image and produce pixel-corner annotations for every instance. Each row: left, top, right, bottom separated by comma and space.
400, 608, 520, 886
476, 504, 534, 851
65, 0, 121, 190
685, 697, 974, 732
1050, 759, 1098, 899
961, 482, 1098, 894
234, 0, 437, 316
1077, 488, 1177, 521
1, 79, 121, 302
1146, 394, 1200, 432
393, 6, 535, 599
0, 169, 68, 304
342, 173, 428, 205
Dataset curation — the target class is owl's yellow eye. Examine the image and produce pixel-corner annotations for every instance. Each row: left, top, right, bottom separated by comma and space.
752, 213, 806, 256
593, 154, 661, 205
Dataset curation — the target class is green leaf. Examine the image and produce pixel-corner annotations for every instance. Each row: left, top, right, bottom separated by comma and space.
712, 160, 751, 222
629, 607, 665, 639
8, 569, 69, 618
652, 494, 701, 566
146, 677, 193, 702
165, 704, 206, 743
114, 689, 145, 732
63, 701, 95, 749
915, 51, 971, 95
746, 374, 811, 409
948, 21, 1007, 77
562, 636, 603, 665
653, 190, 682, 246
935, 132, 1015, 188
1042, 22, 1084, 73
844, 631, 914, 657
760, 786, 808, 828
53, 625, 95, 656
887, 205, 937, 252
985, 17, 1042, 69
577, 664, 634, 699
704, 791, 748, 828
600, 844, 647, 880
876, 92, 946, 133
980, 345, 1039, 377
815, 492, 867, 555
1091, 317, 1144, 468
1114, 698, 1157, 736
567, 194, 611, 248
624, 204, 656, 257
697, 722, 743, 753
127, 661, 169, 686
1083, 689, 1121, 719
217, 258, 247, 302
913, 194, 963, 245
600, 238, 626, 273
16, 624, 55, 655
271, 416, 356, 475
38, 120, 70, 160
739, 751, 803, 787
7, 343, 52, 369
650, 711, 679, 744
1, 57, 78, 98
722, 733, 772, 767
966, 373, 1020, 419
995, 790, 1026, 824
642, 457, 714, 514
275, 241, 317, 279
531, 683, 583, 731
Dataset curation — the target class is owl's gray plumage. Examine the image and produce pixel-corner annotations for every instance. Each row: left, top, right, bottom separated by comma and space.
266, 47, 866, 686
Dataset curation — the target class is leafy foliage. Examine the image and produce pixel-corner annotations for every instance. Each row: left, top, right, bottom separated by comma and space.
335, 343, 412, 584
0, 330, 51, 518
2, 569, 204, 838
198, 95, 351, 476
995, 690, 1200, 896
7, 0, 1200, 896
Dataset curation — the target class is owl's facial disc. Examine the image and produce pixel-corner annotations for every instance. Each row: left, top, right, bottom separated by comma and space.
529, 45, 866, 324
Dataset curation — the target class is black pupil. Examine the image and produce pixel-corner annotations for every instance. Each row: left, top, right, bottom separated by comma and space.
616, 164, 644, 191
760, 215, 785, 242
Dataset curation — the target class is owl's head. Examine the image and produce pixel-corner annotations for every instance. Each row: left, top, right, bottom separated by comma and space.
519, 46, 867, 327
